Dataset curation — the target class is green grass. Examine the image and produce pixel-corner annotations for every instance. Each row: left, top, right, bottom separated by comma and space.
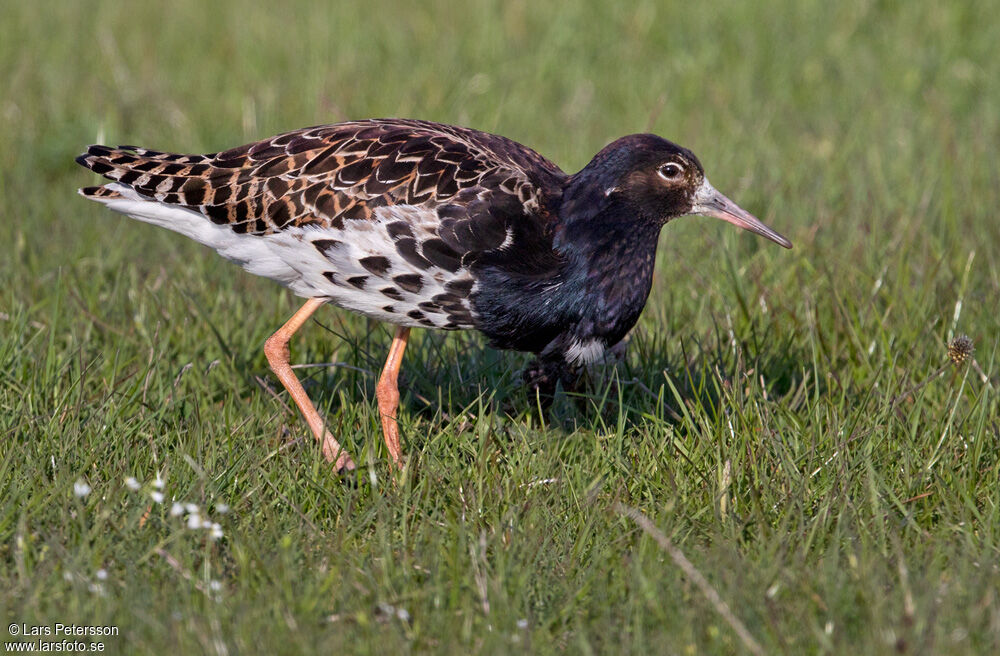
2, 1, 999, 653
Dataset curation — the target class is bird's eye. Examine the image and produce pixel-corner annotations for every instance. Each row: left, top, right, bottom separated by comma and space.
658, 162, 684, 181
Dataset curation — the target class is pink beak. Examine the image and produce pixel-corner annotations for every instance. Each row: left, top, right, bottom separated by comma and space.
692, 179, 792, 249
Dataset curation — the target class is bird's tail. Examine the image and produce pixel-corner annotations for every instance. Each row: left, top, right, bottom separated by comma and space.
75, 144, 217, 206
74, 144, 252, 256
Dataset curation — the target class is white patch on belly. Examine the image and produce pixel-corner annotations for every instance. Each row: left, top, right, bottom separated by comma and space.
565, 338, 606, 365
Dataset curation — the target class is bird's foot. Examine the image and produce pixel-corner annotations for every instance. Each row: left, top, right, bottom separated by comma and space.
321, 431, 357, 473
523, 358, 580, 409
523, 362, 557, 408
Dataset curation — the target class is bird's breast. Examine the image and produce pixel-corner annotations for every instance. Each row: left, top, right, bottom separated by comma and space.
470, 221, 660, 357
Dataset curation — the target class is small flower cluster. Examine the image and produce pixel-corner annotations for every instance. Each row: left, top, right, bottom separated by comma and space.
63, 568, 110, 597
67, 474, 231, 602
170, 501, 224, 539
121, 474, 228, 540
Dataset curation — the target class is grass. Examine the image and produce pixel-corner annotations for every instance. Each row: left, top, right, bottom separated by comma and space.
2, 0, 998, 653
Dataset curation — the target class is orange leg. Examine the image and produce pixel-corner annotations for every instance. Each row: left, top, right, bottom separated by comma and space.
375, 326, 411, 469
264, 298, 355, 472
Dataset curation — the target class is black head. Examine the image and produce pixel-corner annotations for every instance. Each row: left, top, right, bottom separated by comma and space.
564, 134, 791, 248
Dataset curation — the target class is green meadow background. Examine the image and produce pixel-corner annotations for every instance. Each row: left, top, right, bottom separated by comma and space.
2, 1, 998, 653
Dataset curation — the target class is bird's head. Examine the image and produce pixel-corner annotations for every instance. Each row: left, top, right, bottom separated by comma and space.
564, 134, 791, 248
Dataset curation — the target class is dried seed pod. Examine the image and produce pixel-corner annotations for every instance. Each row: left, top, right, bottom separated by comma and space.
948, 335, 974, 365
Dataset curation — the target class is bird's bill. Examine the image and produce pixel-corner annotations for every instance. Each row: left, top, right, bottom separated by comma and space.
692, 179, 792, 249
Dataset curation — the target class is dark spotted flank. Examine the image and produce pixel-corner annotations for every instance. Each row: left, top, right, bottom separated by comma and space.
76, 118, 791, 471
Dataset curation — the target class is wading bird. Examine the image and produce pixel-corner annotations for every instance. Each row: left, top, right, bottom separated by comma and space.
77, 119, 791, 472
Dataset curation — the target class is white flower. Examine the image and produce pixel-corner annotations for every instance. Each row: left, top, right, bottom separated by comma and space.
152, 474, 165, 490
150, 491, 165, 504
73, 480, 92, 498
125, 477, 141, 491
187, 514, 202, 530
209, 580, 223, 592
200, 518, 214, 530
215, 503, 229, 515
95, 569, 108, 581
517, 619, 529, 630
209, 523, 224, 540
184, 503, 199, 514
376, 603, 410, 623
170, 502, 185, 517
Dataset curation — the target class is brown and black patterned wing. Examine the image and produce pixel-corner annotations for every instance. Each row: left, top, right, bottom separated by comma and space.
76, 118, 566, 240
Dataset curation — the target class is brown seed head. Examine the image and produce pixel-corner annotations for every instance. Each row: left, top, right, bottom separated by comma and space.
947, 335, 974, 365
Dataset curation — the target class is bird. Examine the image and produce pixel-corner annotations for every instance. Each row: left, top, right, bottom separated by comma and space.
76, 118, 791, 473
